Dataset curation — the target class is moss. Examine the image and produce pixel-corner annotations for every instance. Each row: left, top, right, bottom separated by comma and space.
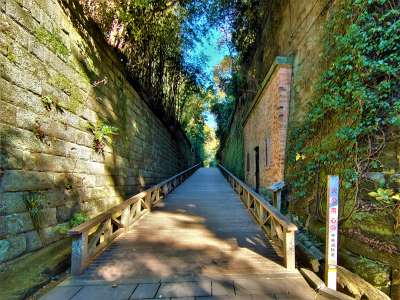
339, 252, 391, 293
0, 239, 71, 299
34, 26, 69, 58
50, 74, 83, 113
222, 124, 244, 179
348, 210, 395, 240
6, 46, 17, 63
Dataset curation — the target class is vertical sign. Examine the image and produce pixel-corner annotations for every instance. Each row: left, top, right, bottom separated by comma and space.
325, 175, 339, 290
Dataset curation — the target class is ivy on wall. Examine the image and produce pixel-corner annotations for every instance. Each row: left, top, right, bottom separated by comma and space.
287, 0, 400, 226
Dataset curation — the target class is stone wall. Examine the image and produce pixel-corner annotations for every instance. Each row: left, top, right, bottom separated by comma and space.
0, 0, 195, 265
243, 58, 292, 189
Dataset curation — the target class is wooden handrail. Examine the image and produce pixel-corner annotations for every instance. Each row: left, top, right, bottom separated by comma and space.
218, 164, 297, 270
69, 163, 201, 275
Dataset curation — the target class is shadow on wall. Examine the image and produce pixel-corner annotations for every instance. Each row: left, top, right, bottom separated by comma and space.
0, 0, 193, 273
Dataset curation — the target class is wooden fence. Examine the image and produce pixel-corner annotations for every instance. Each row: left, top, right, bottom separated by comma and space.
69, 163, 201, 275
218, 164, 297, 270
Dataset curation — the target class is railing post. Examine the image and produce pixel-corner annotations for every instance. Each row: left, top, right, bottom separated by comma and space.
284, 230, 296, 270
121, 206, 130, 229
163, 184, 168, 196
71, 232, 88, 275
104, 219, 112, 242
145, 193, 152, 212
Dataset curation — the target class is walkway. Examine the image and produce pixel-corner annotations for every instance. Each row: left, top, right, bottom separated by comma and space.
42, 168, 317, 299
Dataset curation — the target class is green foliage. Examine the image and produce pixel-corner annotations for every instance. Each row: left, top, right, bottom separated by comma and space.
50, 74, 83, 112
79, 0, 207, 125
41, 95, 53, 111
286, 0, 400, 222
34, 26, 69, 58
41, 95, 64, 112
203, 125, 219, 166
259, 187, 272, 201
69, 212, 89, 227
88, 121, 119, 154
23, 192, 44, 231
368, 188, 400, 205
210, 96, 235, 146
6, 46, 16, 63
55, 212, 89, 235
220, 124, 244, 179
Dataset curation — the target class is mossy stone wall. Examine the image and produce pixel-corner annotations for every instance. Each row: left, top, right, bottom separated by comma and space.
0, 0, 195, 269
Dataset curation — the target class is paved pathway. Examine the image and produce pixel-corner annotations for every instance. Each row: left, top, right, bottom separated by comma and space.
42, 168, 318, 299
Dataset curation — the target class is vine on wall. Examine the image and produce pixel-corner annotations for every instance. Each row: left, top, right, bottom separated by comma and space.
287, 0, 400, 227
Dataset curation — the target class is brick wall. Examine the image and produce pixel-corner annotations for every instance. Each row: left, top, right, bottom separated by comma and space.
221, 0, 329, 180
0, 0, 195, 264
243, 59, 292, 189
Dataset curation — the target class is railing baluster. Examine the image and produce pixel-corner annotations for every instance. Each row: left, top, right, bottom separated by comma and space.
69, 163, 201, 275
218, 163, 297, 271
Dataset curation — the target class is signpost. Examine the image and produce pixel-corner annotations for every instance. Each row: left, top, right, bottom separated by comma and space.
325, 175, 339, 290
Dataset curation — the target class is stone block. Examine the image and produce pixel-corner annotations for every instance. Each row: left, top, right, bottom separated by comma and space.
78, 161, 106, 175
69, 285, 137, 300
0, 77, 46, 115
25, 230, 42, 251
0, 234, 26, 263
0, 170, 54, 192
5, 0, 36, 30
15, 108, 42, 132
0, 216, 6, 237
41, 208, 57, 227
24, 153, 78, 173
1, 192, 26, 214
40, 225, 63, 244
0, 54, 42, 95
156, 281, 211, 298
5, 212, 34, 234
0, 147, 24, 169
41, 286, 82, 300
0, 100, 17, 125
131, 283, 160, 299
56, 206, 76, 223
46, 190, 66, 207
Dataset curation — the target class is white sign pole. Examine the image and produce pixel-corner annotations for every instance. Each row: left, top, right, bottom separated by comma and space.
325, 175, 339, 290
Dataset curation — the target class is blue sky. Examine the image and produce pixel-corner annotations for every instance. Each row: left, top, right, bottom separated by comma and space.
184, 27, 231, 129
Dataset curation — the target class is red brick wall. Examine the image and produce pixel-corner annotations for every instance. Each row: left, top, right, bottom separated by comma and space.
244, 64, 292, 189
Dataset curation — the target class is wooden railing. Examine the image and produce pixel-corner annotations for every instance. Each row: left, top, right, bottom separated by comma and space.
218, 164, 297, 270
69, 163, 201, 275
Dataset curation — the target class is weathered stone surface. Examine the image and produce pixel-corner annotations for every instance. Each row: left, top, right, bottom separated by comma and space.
56, 206, 76, 223
0, 234, 26, 263
25, 230, 42, 251
339, 249, 391, 293
1, 192, 26, 214
40, 225, 63, 244
41, 208, 57, 227
0, 238, 71, 299
338, 266, 390, 300
0, 0, 194, 272
0, 170, 54, 192
5, 212, 34, 234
